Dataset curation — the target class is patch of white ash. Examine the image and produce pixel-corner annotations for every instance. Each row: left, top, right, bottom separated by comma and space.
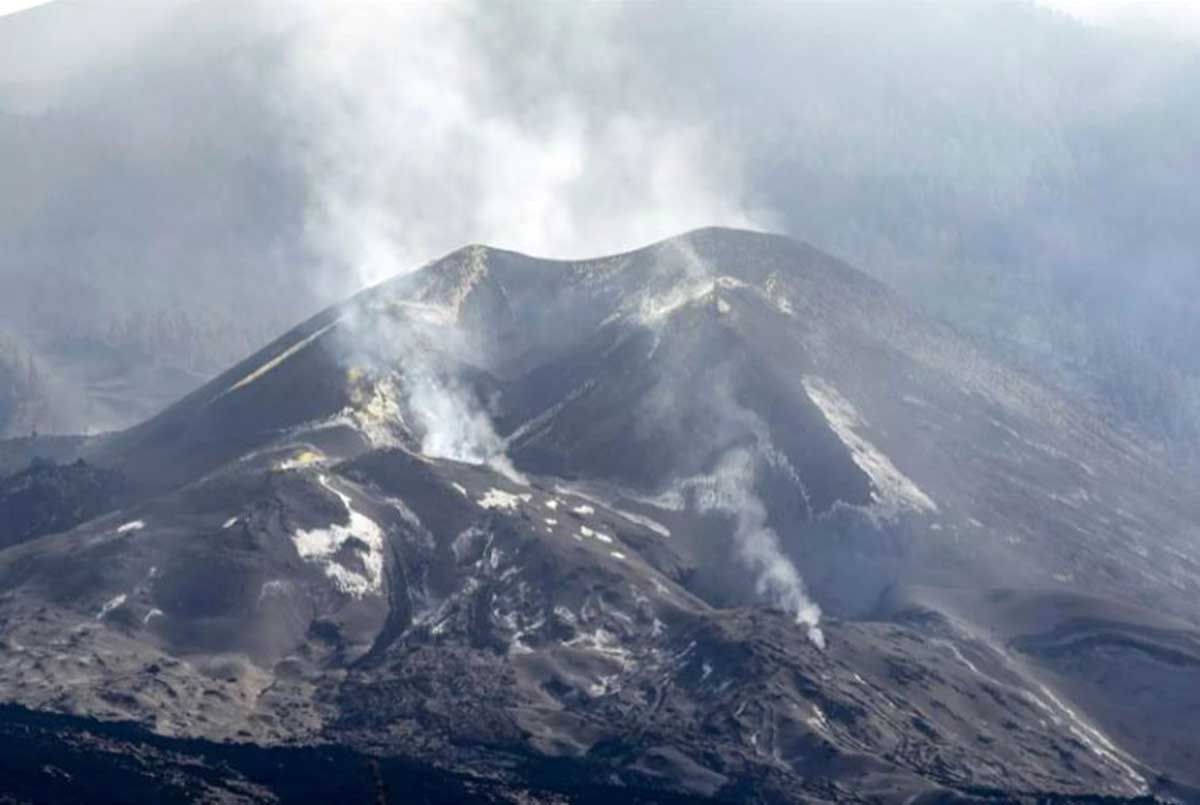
291, 475, 385, 597
802, 376, 937, 514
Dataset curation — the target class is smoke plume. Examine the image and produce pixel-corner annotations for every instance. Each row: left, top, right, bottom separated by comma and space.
268, 1, 757, 299
330, 271, 522, 482
686, 447, 825, 648
637, 238, 825, 646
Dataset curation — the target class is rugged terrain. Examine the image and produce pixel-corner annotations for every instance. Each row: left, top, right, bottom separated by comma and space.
1, 228, 1198, 802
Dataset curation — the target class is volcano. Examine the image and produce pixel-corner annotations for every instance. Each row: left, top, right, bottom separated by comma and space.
1, 228, 1198, 803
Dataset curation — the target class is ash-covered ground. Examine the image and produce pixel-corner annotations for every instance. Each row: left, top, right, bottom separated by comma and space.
1, 229, 1198, 803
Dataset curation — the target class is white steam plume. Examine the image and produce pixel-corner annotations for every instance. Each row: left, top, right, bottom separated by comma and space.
402, 364, 522, 483
333, 278, 522, 482
404, 368, 499, 465
697, 449, 824, 646
636, 239, 824, 646
671, 448, 824, 649
267, 0, 760, 297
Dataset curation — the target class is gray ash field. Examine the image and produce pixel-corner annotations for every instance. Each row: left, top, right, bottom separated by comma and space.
2, 229, 1198, 803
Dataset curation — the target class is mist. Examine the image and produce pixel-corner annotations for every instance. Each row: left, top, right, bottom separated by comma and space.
2, 0, 1199, 465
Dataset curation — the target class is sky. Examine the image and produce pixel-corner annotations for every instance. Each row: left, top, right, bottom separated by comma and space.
3, 1, 1198, 302
6, 1, 1200, 31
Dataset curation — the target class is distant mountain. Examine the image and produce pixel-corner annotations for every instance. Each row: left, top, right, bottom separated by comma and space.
1, 229, 1198, 802
0, 297, 301, 439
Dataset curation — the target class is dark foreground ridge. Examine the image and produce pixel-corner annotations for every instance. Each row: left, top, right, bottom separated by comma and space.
0, 704, 714, 805
0, 705, 1186, 805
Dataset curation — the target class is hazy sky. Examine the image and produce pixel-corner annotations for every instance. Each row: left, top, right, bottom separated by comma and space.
1, 0, 1197, 314
3, 1, 1197, 296
5, 1, 1200, 30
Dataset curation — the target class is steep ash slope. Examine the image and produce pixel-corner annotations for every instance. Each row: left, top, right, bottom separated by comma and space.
0, 228, 1198, 802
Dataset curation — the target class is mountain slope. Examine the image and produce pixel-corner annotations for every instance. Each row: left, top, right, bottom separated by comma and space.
1, 228, 1198, 802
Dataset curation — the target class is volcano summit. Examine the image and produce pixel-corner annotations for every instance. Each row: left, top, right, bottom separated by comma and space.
1, 228, 1198, 803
